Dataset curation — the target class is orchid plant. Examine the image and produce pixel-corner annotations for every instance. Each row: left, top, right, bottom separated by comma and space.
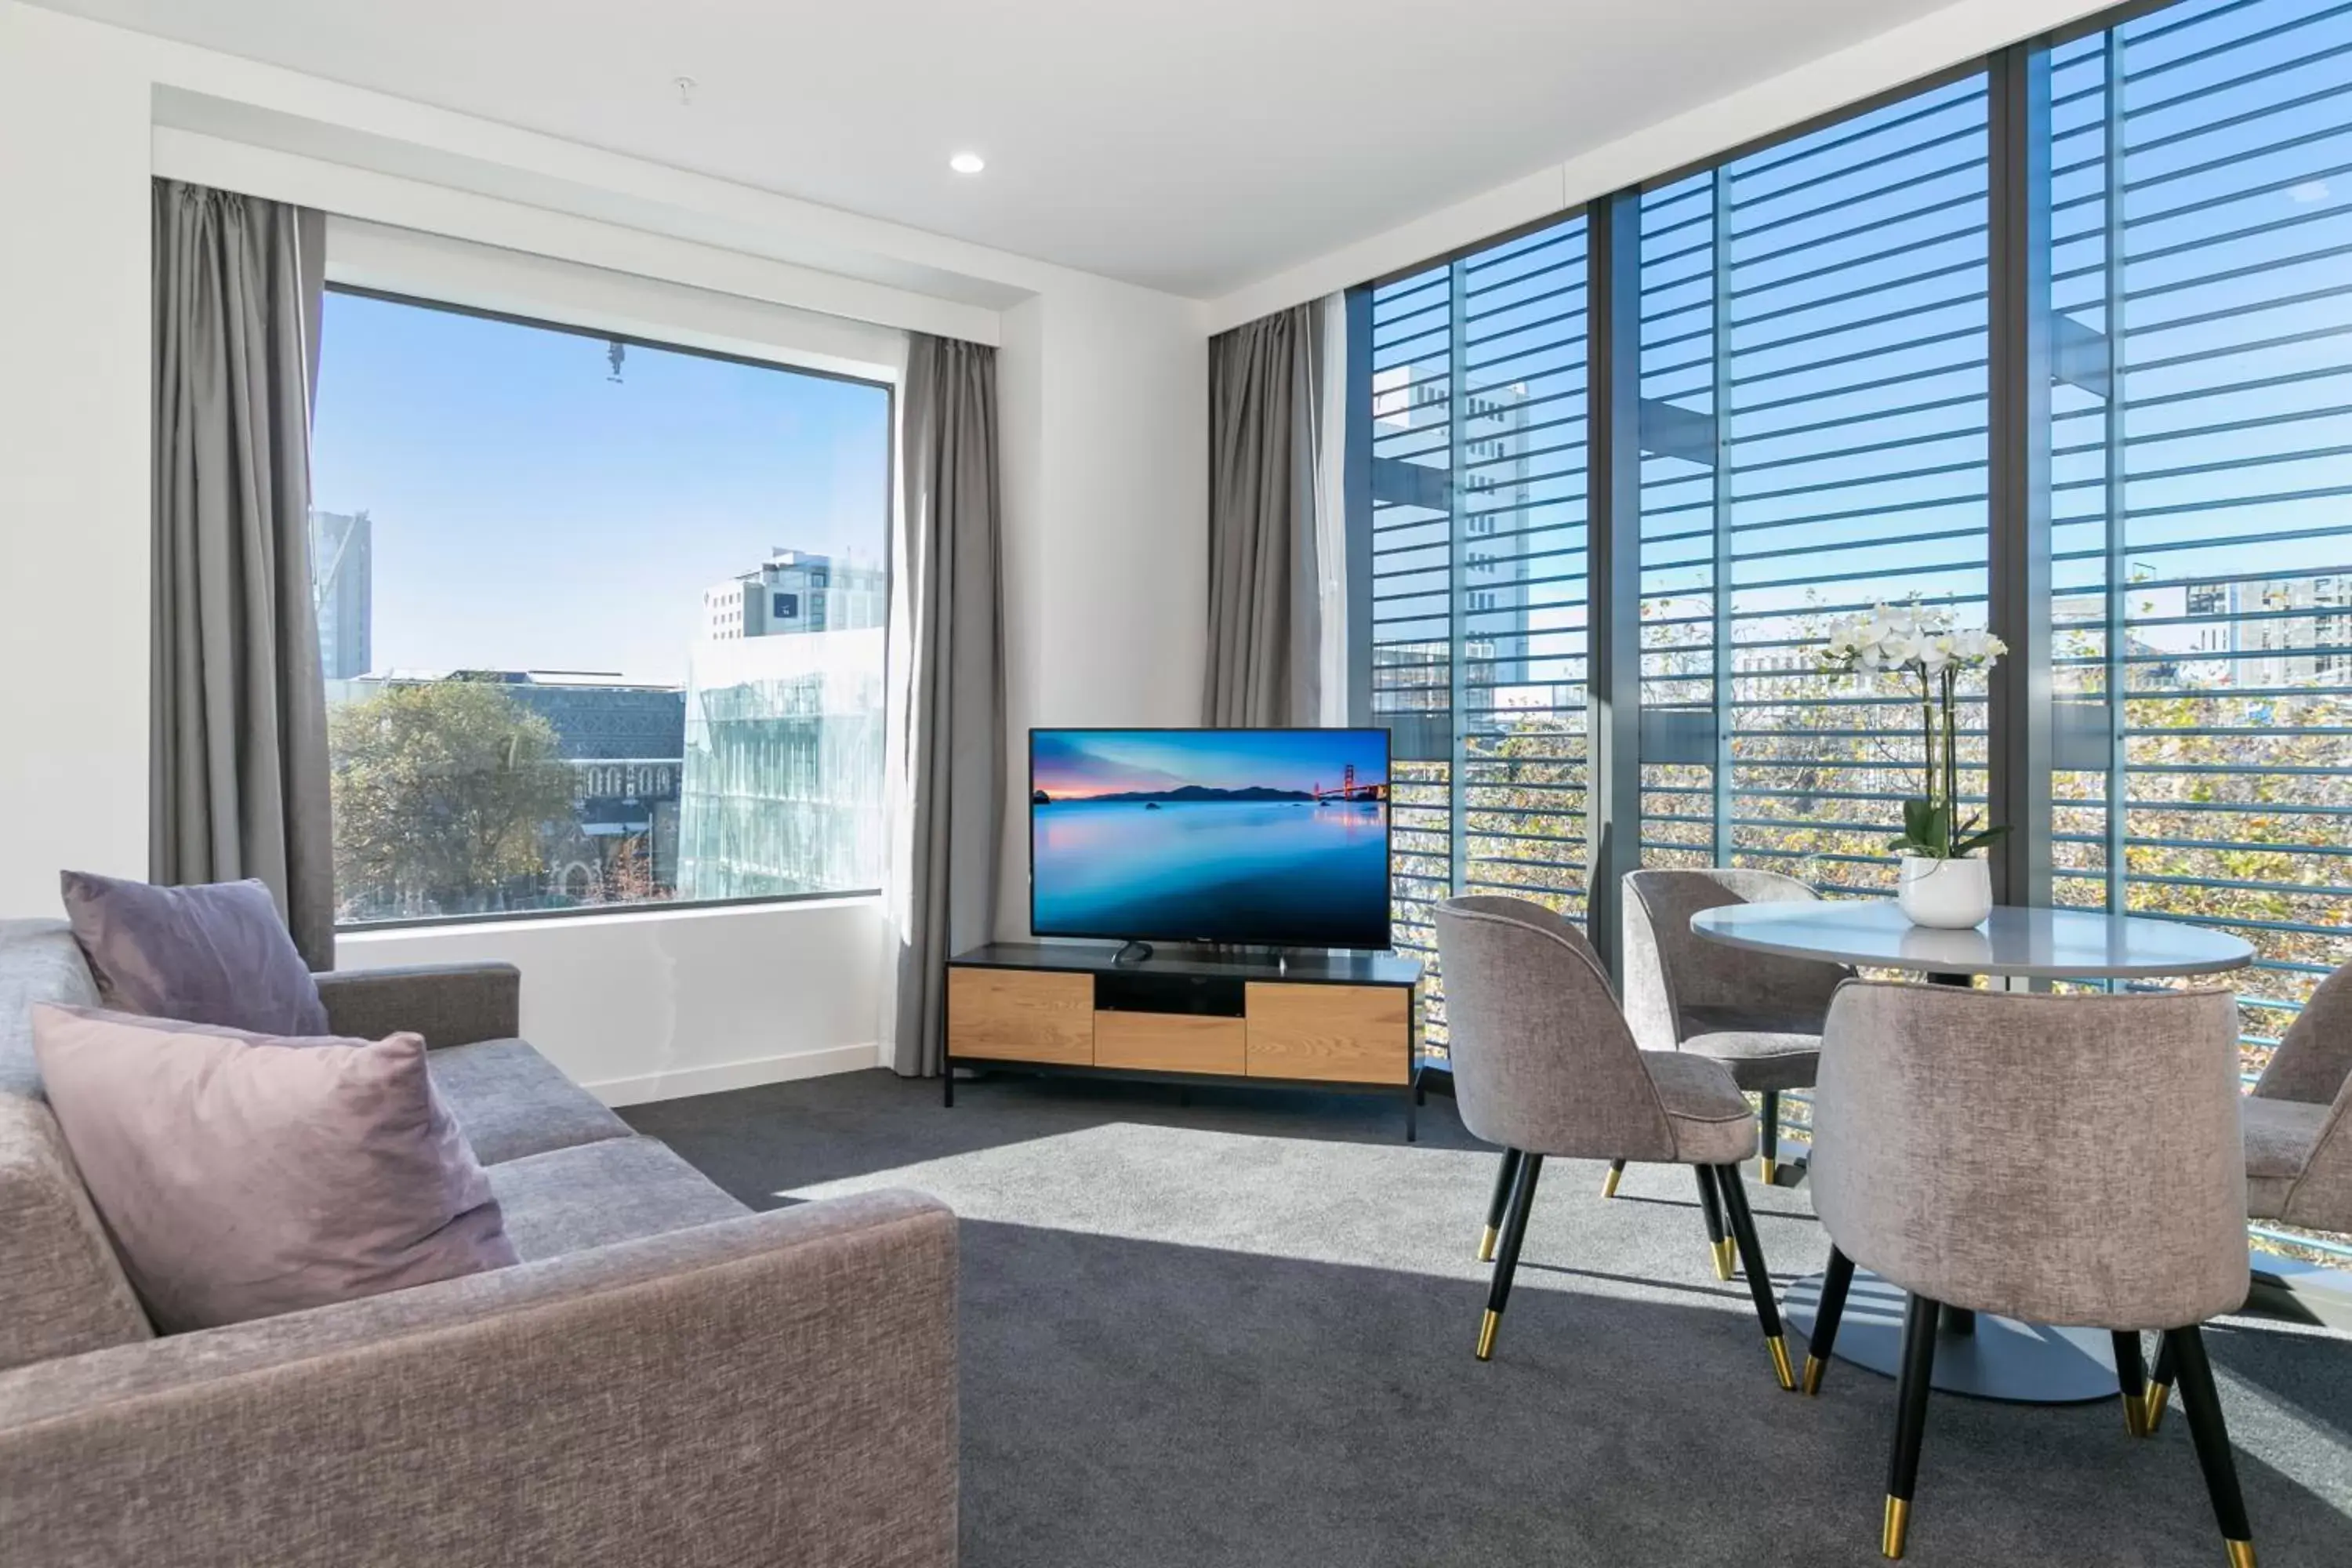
1817, 603, 2011, 861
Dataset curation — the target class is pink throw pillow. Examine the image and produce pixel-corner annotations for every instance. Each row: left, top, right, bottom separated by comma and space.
31, 1004, 517, 1332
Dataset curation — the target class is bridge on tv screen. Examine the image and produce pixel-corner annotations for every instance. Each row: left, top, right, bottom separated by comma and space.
1310, 765, 1388, 803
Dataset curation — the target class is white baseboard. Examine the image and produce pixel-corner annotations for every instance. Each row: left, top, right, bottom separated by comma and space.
586, 1042, 880, 1107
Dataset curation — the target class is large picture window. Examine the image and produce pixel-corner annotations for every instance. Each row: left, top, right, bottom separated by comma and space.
1350, 0, 2351, 1264
310, 289, 892, 927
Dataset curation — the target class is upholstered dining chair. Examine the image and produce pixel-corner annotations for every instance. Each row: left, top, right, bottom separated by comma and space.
1433, 895, 1795, 1390
1621, 869, 1849, 1210
1802, 982, 2254, 1564
2146, 957, 2352, 1438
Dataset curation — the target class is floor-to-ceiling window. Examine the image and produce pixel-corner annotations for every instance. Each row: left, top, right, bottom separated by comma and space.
1366, 216, 1591, 1041
2043, 0, 2352, 1264
1351, 0, 2350, 1263
1635, 75, 1991, 892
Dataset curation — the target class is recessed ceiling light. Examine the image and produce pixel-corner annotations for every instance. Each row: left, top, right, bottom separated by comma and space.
949, 152, 986, 176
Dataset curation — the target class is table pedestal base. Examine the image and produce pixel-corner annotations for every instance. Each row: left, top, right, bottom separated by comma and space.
1783, 1269, 2118, 1405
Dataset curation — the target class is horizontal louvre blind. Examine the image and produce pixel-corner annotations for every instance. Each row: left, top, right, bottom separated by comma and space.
1637, 78, 1994, 892
2045, 0, 2352, 1258
1368, 216, 1591, 1044
1352, 0, 2349, 1265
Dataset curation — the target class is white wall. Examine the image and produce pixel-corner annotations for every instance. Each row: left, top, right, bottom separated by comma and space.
336, 901, 884, 1105
0, 0, 1211, 1096
0, 8, 154, 905
993, 278, 1210, 938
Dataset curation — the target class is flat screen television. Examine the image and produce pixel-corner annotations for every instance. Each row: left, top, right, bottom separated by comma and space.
1029, 728, 1392, 951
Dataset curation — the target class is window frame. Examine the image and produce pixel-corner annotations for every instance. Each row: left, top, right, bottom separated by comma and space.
313, 281, 898, 935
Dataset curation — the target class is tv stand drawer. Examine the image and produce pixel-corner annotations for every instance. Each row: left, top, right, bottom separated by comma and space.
948, 968, 1094, 1065
1095, 1012, 1247, 1075
1245, 982, 1410, 1084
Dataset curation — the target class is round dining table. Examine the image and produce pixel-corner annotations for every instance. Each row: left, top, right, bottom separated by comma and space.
1690, 898, 2255, 1405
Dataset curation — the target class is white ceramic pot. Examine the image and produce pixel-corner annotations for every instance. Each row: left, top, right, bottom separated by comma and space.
1896, 854, 1992, 929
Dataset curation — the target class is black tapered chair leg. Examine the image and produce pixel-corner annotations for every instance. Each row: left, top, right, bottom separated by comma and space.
2168, 1326, 2256, 1566
1475, 1153, 1543, 1360
1759, 1091, 1781, 1185
1882, 1292, 1942, 1559
1712, 1163, 1795, 1390
1803, 1245, 1857, 1396
2113, 1330, 2149, 1437
2146, 1330, 2178, 1436
1478, 1148, 1524, 1262
1695, 1162, 1733, 1280
1601, 1157, 1626, 1200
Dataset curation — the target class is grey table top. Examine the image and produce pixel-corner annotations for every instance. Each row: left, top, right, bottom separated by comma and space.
1689, 900, 2256, 979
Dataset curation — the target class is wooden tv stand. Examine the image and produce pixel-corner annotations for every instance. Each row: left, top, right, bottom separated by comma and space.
944, 943, 1426, 1140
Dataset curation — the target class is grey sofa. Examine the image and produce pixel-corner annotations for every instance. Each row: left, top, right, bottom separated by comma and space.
0, 919, 957, 1568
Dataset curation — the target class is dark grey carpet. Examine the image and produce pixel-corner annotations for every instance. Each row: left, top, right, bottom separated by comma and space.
625, 1069, 2352, 1567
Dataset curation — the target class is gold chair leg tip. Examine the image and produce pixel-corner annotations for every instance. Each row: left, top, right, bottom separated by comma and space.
1475, 1225, 1497, 1264
1711, 1239, 1736, 1281
2225, 1540, 2256, 1568
1767, 1335, 1795, 1392
1881, 1497, 1910, 1560
1801, 1354, 1825, 1397
2145, 1382, 2171, 1435
1475, 1311, 1498, 1361
1600, 1167, 1622, 1200
2123, 1392, 2147, 1439
1759, 1156, 1777, 1185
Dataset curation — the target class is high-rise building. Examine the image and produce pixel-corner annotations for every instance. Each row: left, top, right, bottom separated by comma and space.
310, 509, 372, 679
702, 550, 886, 641
1368, 368, 1534, 716
2114, 577, 2351, 688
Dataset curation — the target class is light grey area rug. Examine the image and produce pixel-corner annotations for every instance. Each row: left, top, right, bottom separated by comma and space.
625, 1069, 2352, 1567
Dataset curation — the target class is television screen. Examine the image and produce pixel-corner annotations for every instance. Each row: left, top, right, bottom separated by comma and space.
1030, 728, 1392, 950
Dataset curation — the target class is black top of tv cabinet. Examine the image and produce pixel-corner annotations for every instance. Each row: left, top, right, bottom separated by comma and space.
948, 942, 1421, 989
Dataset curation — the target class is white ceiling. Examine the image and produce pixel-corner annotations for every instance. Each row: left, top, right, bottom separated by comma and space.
34, 0, 1960, 298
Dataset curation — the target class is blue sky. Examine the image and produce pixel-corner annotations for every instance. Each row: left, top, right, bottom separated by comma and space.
310, 290, 890, 686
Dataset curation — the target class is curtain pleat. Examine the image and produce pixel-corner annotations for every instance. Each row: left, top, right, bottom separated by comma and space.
887, 334, 1005, 1076
151, 180, 335, 970
1204, 303, 1324, 727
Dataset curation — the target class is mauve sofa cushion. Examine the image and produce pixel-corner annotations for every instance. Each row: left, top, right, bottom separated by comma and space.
60, 871, 328, 1038
30, 1004, 517, 1332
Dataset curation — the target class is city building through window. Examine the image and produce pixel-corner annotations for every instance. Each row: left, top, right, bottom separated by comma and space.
310, 288, 892, 926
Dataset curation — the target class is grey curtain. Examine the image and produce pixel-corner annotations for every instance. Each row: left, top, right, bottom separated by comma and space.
152, 180, 335, 971
1204, 303, 1325, 726
892, 334, 1005, 1077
